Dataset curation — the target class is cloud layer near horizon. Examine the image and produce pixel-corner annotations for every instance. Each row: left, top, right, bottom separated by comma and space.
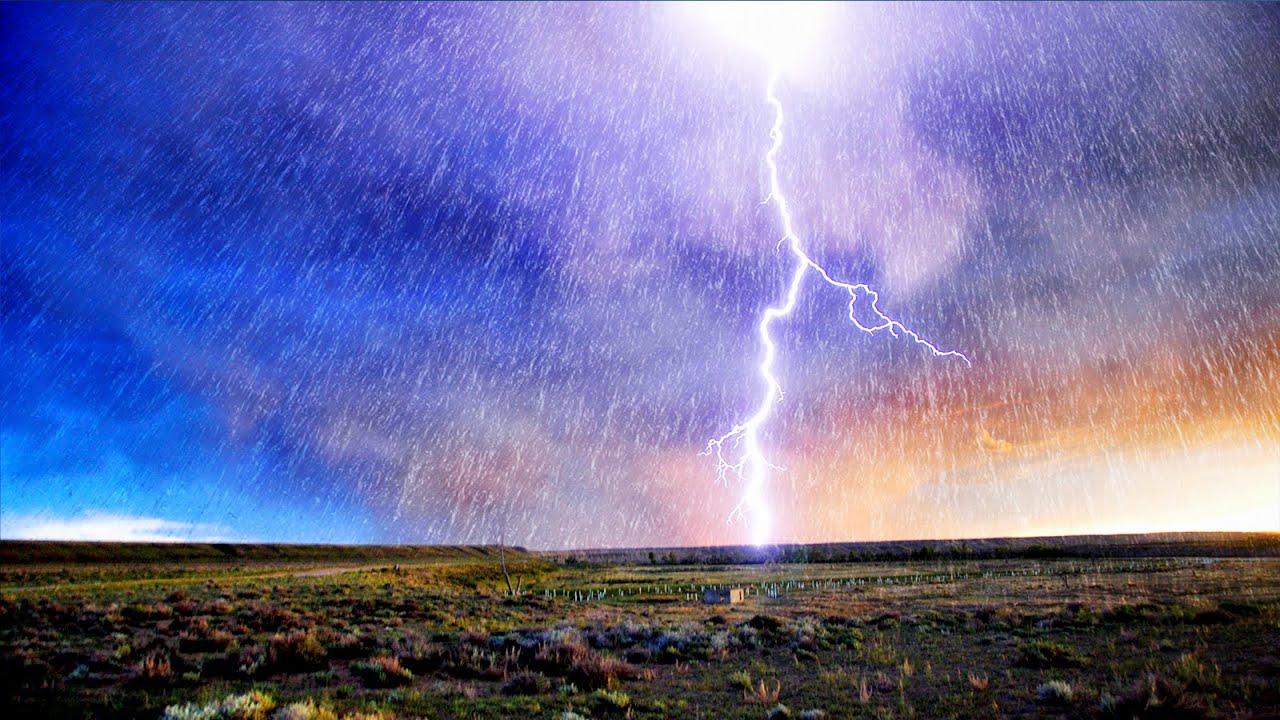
1, 512, 236, 543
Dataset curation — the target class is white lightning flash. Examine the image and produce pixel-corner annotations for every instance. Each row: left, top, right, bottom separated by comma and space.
697, 4, 970, 546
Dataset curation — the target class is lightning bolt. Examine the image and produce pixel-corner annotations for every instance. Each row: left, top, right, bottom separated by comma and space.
706, 72, 971, 546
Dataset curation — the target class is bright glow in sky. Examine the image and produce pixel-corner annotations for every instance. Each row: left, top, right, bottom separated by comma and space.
694, 1, 829, 72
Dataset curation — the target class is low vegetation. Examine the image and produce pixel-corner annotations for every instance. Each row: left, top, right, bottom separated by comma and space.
2, 545, 1278, 718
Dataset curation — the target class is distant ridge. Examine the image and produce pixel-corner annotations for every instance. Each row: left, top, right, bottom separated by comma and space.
537, 532, 1280, 565
1, 532, 1275, 567
0, 541, 530, 565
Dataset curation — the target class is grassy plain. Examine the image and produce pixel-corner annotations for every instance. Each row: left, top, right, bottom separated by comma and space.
2, 541, 1278, 719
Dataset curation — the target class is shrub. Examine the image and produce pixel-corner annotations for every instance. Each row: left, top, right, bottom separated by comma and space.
245, 602, 302, 631
1171, 653, 1222, 692
568, 653, 638, 690
1017, 639, 1083, 669
392, 634, 446, 672
267, 630, 327, 673
592, 688, 631, 710
1104, 603, 1162, 624
595, 618, 658, 649
161, 690, 275, 720
533, 631, 591, 674
708, 629, 733, 658
748, 615, 784, 633
501, 670, 547, 695
766, 704, 792, 720
828, 625, 863, 650
871, 610, 902, 627
797, 711, 826, 720
1037, 680, 1074, 705
650, 623, 704, 657
204, 598, 235, 615
237, 645, 266, 678
656, 645, 684, 664
623, 646, 652, 664
323, 632, 364, 660
124, 602, 174, 622
179, 628, 235, 653
352, 655, 414, 688
274, 699, 338, 720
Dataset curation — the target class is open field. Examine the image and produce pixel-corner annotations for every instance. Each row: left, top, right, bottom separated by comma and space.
2, 537, 1279, 719
0, 543, 522, 591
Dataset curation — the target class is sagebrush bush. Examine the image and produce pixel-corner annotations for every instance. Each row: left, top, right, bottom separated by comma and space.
179, 628, 235, 653
501, 670, 547, 695
124, 602, 174, 622
352, 655, 413, 688
568, 652, 638, 690
161, 690, 275, 720
245, 602, 302, 631
391, 633, 447, 672
766, 703, 792, 720
274, 699, 338, 720
237, 645, 266, 678
592, 688, 631, 710
623, 646, 652, 664
747, 615, 785, 633
203, 598, 235, 615
1037, 680, 1074, 704
1017, 639, 1083, 669
267, 630, 327, 673
533, 632, 591, 674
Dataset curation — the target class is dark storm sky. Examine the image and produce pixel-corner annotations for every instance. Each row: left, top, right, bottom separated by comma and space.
3, 3, 1278, 547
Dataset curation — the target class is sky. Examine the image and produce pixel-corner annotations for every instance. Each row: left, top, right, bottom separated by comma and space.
2, 2, 1278, 548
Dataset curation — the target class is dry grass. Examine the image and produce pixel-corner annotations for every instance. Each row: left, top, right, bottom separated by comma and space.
567, 652, 638, 690
967, 672, 989, 691
745, 678, 782, 705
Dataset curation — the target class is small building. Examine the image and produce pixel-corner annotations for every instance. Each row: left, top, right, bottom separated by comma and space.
703, 587, 745, 604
